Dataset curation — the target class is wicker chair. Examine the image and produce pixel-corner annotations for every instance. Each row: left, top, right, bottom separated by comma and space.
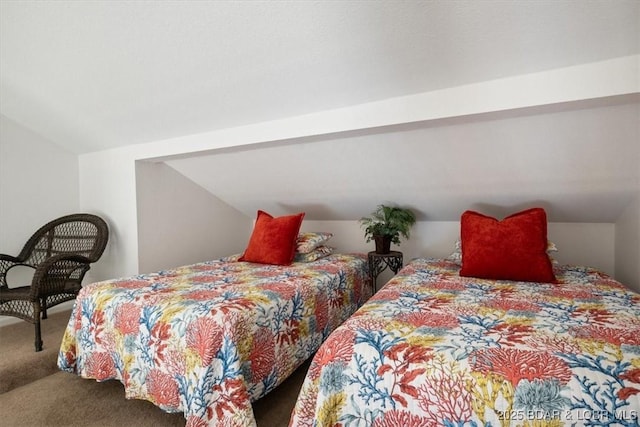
0, 213, 109, 351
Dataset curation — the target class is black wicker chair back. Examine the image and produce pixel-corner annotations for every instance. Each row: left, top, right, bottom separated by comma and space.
0, 214, 109, 351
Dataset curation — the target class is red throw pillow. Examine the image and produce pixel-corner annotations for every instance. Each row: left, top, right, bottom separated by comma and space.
240, 210, 305, 265
459, 208, 556, 283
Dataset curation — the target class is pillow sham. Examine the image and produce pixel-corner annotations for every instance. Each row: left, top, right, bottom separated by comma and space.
240, 210, 305, 265
447, 240, 464, 263
294, 245, 334, 263
296, 232, 333, 254
459, 208, 556, 283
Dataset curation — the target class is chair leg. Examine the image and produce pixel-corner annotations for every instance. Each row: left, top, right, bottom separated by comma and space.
41, 297, 48, 319
34, 302, 43, 352
34, 320, 43, 352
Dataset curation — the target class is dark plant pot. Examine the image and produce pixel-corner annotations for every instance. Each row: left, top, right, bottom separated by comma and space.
374, 235, 392, 254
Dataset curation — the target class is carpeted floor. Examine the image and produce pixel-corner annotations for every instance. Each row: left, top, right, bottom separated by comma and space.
0, 310, 309, 426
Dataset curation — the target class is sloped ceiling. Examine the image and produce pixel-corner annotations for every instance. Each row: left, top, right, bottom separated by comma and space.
1, 0, 638, 153
1, 1, 639, 224
166, 96, 639, 223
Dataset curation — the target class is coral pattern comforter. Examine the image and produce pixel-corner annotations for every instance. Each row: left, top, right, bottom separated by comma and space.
58, 254, 369, 427
290, 258, 640, 427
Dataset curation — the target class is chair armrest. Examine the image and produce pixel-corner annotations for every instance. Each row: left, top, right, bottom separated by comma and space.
30, 254, 93, 299
0, 253, 27, 288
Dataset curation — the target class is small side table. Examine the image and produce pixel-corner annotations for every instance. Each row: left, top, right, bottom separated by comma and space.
368, 251, 403, 293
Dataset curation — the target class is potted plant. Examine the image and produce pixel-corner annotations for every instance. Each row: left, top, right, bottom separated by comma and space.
359, 204, 416, 254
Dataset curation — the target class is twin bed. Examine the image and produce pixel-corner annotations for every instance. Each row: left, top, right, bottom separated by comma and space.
58, 253, 369, 427
290, 258, 640, 426
57, 208, 640, 426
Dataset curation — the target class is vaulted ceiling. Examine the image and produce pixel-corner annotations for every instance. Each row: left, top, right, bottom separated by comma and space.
1, 1, 638, 153
166, 96, 639, 222
1, 1, 638, 223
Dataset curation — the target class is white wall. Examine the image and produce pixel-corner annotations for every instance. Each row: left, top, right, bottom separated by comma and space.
0, 115, 80, 325
0, 115, 80, 253
615, 196, 640, 292
79, 149, 139, 280
136, 162, 251, 274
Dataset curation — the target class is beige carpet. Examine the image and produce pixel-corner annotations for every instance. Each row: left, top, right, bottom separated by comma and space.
0, 310, 70, 393
0, 310, 309, 426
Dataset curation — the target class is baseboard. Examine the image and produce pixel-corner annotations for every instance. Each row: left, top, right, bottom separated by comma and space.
0, 300, 75, 328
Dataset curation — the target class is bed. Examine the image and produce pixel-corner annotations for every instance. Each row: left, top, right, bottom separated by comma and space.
57, 252, 369, 427
290, 208, 640, 427
289, 257, 640, 426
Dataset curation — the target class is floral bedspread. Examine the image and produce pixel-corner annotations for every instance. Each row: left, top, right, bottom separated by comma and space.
57, 253, 369, 427
290, 258, 640, 427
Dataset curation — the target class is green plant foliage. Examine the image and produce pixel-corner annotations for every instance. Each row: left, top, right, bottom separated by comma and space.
359, 204, 416, 245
